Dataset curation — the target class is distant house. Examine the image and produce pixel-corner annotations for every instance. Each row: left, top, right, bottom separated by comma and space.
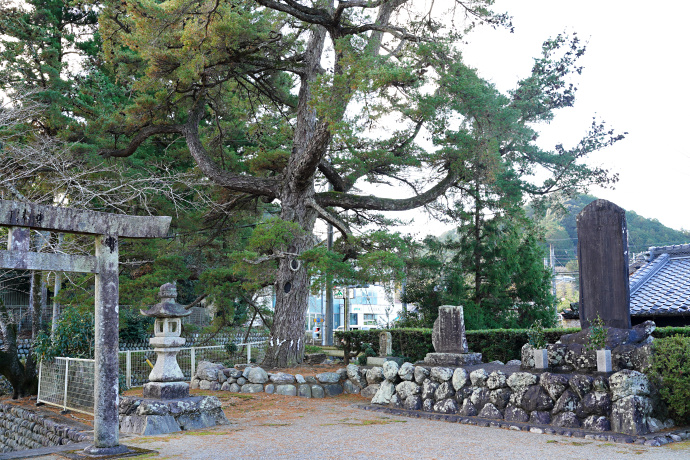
629, 244, 690, 326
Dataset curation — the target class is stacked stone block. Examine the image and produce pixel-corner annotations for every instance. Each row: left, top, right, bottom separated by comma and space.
188, 360, 675, 440
0, 404, 90, 453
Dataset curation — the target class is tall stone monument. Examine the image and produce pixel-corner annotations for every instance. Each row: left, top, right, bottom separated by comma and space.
554, 200, 657, 373
424, 305, 481, 366
379, 331, 393, 357
577, 199, 631, 330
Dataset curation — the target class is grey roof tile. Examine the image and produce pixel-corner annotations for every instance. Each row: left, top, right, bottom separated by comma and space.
630, 254, 690, 316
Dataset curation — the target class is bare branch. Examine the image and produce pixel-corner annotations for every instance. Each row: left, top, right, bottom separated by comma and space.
182, 97, 281, 198
254, 0, 331, 26
184, 293, 208, 310
243, 254, 285, 265
307, 199, 351, 238
318, 159, 350, 192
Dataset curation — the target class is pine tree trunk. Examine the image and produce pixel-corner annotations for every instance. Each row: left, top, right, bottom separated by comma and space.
262, 187, 318, 368
0, 273, 40, 398
260, 22, 327, 368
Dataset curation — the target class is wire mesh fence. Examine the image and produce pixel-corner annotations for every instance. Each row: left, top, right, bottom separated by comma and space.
119, 348, 157, 388
38, 339, 269, 415
37, 357, 95, 415
120, 341, 267, 388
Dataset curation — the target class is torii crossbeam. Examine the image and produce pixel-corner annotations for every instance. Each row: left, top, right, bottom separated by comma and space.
0, 200, 171, 456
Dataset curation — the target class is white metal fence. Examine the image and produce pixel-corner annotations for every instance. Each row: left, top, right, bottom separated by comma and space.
37, 341, 267, 415
37, 357, 95, 415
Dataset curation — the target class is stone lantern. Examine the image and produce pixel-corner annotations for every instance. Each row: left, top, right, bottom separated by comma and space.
140, 283, 191, 400
119, 283, 228, 435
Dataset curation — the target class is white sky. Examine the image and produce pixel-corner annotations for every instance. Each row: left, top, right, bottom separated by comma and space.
461, 0, 690, 232
340, 0, 690, 240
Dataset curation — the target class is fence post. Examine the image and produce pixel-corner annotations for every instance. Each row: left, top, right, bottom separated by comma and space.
37, 360, 43, 401
191, 347, 196, 378
126, 351, 132, 389
247, 344, 251, 363
63, 358, 70, 412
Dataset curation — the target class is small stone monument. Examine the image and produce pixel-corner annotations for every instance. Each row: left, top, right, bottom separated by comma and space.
424, 305, 481, 366
119, 284, 228, 435
366, 331, 403, 366
379, 331, 392, 357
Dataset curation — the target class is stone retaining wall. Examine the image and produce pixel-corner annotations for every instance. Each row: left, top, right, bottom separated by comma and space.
366, 361, 669, 437
0, 404, 90, 453
192, 360, 675, 439
191, 362, 358, 398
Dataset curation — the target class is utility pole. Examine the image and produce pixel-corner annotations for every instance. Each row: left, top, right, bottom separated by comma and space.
324, 189, 334, 345
550, 244, 557, 317
344, 286, 349, 331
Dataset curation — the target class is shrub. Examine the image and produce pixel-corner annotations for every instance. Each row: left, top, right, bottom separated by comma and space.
652, 326, 690, 339
335, 327, 580, 364
33, 306, 95, 361
586, 315, 608, 351
526, 320, 547, 349
335, 329, 432, 364
465, 328, 579, 362
304, 344, 321, 354
648, 335, 690, 424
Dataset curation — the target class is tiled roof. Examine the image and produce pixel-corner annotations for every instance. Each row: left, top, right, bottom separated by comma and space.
629, 244, 690, 316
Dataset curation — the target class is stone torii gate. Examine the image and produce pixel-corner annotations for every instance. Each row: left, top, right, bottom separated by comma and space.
0, 199, 170, 456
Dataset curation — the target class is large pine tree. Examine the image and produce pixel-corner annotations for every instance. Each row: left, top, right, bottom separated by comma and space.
91, 0, 622, 366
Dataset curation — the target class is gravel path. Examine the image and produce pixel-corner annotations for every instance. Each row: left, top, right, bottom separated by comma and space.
33, 393, 690, 460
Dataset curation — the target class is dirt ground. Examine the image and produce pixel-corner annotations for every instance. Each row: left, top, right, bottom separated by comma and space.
17, 389, 690, 460
6, 363, 690, 460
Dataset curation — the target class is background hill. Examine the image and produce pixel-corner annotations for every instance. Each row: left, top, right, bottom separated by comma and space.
439, 194, 689, 270
536, 194, 689, 270
438, 194, 689, 311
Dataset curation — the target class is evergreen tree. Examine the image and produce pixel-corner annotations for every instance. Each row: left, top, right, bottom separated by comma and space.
404, 169, 555, 330
95, 1, 622, 366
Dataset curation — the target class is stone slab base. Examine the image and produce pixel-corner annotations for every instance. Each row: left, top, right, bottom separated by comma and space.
367, 356, 404, 366
119, 396, 228, 436
143, 381, 189, 400
59, 445, 156, 459
424, 352, 482, 366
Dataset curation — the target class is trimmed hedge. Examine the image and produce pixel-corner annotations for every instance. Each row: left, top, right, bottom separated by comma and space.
651, 326, 690, 339
335, 328, 431, 365
335, 326, 690, 364
465, 328, 579, 363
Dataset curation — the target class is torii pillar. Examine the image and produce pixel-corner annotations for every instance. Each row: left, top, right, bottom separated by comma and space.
0, 200, 170, 456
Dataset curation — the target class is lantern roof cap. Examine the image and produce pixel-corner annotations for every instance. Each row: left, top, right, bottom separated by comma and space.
140, 283, 191, 318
